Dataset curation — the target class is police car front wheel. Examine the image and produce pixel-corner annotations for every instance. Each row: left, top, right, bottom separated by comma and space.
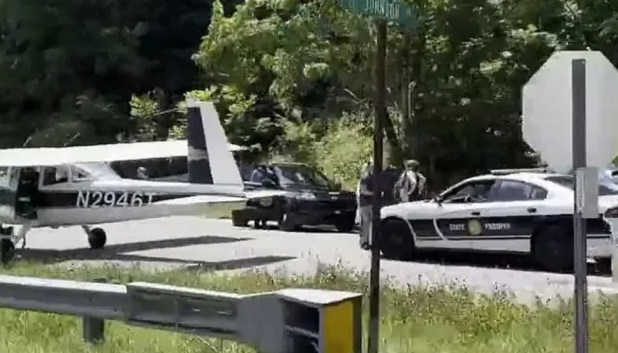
380, 219, 416, 260
532, 225, 573, 272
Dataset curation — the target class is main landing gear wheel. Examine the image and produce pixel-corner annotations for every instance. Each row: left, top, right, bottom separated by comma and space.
0, 239, 15, 265
380, 219, 416, 261
87, 227, 107, 249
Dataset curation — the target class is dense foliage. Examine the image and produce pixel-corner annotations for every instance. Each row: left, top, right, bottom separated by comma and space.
1, 0, 617, 188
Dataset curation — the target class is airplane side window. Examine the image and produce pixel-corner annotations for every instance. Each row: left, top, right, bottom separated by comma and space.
71, 167, 90, 181
0, 167, 9, 185
42, 167, 69, 185
169, 157, 187, 176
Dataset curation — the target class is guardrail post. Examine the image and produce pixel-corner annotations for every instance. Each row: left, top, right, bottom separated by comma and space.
276, 289, 363, 353
82, 278, 107, 344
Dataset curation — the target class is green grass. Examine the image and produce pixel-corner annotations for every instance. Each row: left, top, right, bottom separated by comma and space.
0, 263, 617, 353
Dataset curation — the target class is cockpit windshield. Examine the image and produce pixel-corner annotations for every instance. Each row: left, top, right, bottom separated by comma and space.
275, 165, 331, 188
73, 162, 119, 180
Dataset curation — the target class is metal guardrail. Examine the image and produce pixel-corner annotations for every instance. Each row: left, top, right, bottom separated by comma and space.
0, 275, 363, 353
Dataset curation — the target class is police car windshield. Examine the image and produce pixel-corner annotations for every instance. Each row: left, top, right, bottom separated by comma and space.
545, 175, 618, 196
276, 165, 330, 187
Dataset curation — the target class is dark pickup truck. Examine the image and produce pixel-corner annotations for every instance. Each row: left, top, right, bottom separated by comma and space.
232, 163, 357, 232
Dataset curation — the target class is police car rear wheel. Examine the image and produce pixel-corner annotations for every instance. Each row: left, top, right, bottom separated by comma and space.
532, 225, 573, 272
380, 219, 415, 260
88, 228, 107, 250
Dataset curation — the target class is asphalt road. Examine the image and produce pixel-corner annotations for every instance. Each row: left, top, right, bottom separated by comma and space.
17, 216, 618, 303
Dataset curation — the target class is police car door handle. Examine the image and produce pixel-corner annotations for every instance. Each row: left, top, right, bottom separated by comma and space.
471, 211, 481, 216
527, 207, 537, 213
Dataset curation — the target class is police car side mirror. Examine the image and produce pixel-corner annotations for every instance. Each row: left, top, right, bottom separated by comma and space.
432, 195, 443, 205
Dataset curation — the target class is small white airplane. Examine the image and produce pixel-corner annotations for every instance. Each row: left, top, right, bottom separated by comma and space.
0, 99, 286, 262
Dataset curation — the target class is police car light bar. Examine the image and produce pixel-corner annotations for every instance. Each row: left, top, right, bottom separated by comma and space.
489, 168, 551, 175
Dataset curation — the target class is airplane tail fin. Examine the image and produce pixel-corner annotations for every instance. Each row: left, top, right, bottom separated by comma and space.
186, 100, 243, 188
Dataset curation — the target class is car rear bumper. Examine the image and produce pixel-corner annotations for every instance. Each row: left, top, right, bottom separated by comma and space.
241, 199, 357, 225
289, 200, 356, 225
587, 235, 613, 259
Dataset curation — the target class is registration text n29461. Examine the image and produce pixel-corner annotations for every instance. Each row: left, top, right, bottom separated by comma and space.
76, 191, 155, 208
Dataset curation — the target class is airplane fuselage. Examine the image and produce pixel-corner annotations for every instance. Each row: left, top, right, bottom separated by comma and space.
0, 165, 251, 228
34, 194, 247, 227
0, 99, 287, 263
0, 187, 247, 227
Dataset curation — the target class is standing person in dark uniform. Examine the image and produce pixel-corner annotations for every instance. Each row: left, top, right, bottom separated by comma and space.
396, 159, 427, 202
381, 164, 401, 206
358, 165, 374, 249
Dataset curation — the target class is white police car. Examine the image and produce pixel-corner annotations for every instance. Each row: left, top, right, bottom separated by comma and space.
378, 168, 617, 271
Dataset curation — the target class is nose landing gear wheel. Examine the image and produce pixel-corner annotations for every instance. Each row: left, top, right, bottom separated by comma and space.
87, 228, 107, 249
0, 239, 15, 264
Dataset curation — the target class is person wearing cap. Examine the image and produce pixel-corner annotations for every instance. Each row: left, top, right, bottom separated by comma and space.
396, 159, 426, 202
136, 166, 149, 180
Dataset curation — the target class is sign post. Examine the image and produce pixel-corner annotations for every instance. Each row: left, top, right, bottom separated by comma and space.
522, 51, 618, 353
571, 58, 590, 353
338, 1, 417, 353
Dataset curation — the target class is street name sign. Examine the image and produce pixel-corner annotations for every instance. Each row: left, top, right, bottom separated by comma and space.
340, 0, 417, 28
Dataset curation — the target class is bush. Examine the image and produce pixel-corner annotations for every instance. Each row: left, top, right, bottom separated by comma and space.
277, 112, 373, 189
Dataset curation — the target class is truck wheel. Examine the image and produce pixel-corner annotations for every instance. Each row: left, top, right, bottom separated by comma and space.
335, 217, 355, 233
278, 213, 298, 232
380, 218, 416, 260
231, 210, 248, 227
532, 224, 573, 272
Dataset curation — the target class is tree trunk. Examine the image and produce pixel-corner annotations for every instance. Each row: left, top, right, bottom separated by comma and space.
383, 107, 403, 166
406, 25, 427, 159
154, 87, 172, 140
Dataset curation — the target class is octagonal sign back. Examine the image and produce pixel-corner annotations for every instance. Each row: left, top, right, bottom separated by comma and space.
522, 51, 618, 173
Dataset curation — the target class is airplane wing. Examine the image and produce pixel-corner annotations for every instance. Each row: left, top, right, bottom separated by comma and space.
0, 140, 247, 167
154, 195, 247, 205
154, 191, 289, 218
244, 190, 290, 199
154, 190, 289, 205
153, 195, 248, 219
